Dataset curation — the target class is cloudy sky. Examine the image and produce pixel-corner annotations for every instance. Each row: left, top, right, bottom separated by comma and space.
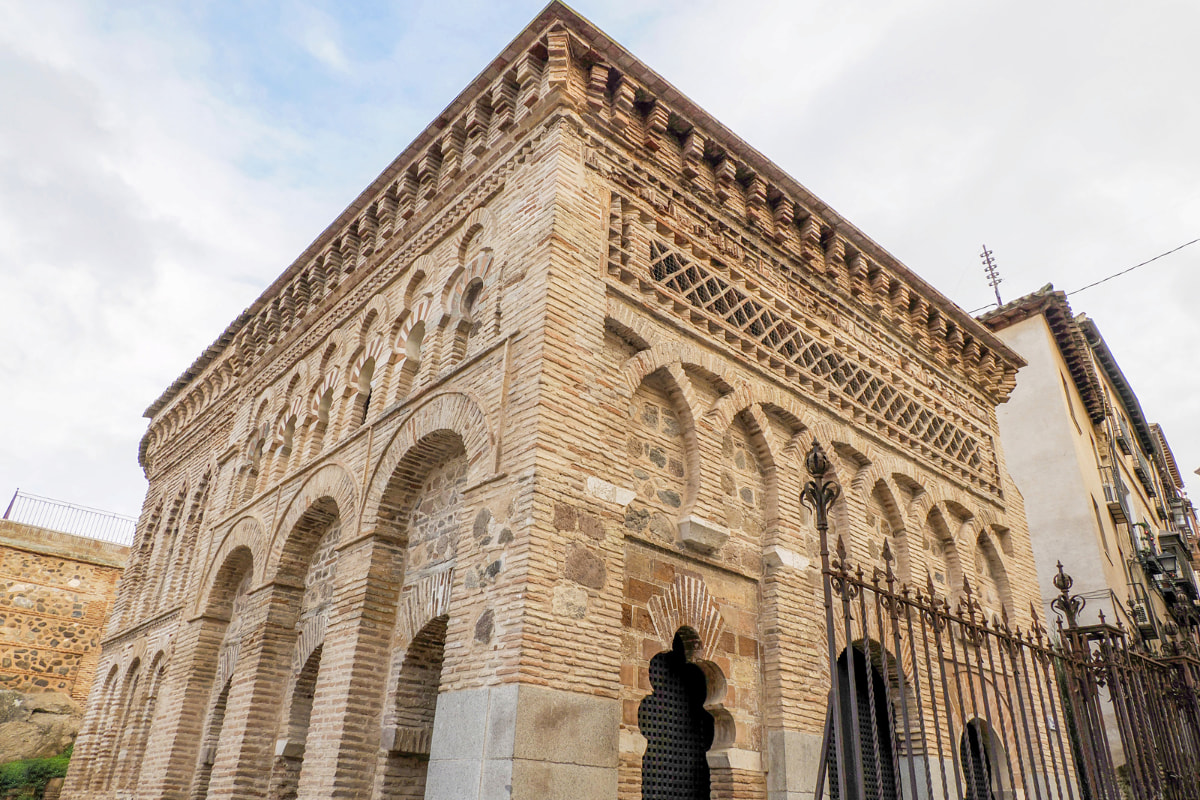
1, 0, 1197, 519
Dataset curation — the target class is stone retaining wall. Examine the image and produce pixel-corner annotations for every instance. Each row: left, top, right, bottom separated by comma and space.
0, 520, 127, 703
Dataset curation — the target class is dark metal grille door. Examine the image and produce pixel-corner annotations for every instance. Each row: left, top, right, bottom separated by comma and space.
961, 723, 993, 800
827, 649, 899, 800
639, 637, 714, 800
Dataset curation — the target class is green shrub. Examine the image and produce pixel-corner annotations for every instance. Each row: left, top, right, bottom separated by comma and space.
0, 744, 72, 800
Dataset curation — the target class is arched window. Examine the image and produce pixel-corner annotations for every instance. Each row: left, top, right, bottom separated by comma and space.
194, 678, 232, 800
449, 278, 485, 365
638, 632, 714, 799
192, 558, 253, 800
827, 647, 899, 800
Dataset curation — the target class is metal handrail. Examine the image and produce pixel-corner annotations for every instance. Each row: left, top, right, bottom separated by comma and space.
2, 490, 135, 547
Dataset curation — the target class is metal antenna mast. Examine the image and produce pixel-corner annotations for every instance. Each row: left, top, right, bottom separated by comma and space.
980, 245, 1003, 307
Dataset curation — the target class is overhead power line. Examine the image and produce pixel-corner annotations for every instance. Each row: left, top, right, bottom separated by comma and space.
1066, 237, 1200, 296
967, 237, 1200, 315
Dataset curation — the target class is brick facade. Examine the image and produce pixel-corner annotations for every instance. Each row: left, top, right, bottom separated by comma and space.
0, 520, 126, 705
65, 5, 1040, 799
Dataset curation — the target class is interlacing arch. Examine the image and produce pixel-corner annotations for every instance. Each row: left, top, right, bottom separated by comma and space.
854, 459, 917, 583
914, 497, 974, 603
441, 205, 496, 316
141, 483, 189, 618
310, 367, 342, 417
81, 663, 122, 789
705, 378, 822, 437
605, 301, 662, 352
116, 649, 169, 791
356, 294, 393, 345
349, 336, 391, 389
445, 250, 494, 317
620, 339, 735, 401
392, 296, 434, 399
344, 334, 391, 430
964, 518, 1015, 617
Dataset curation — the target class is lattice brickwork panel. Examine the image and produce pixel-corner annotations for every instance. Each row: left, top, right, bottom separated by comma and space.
607, 193, 999, 492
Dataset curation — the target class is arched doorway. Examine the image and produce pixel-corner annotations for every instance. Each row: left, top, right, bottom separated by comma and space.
190, 549, 254, 800
638, 631, 715, 800
961, 719, 1008, 800
827, 646, 899, 800
380, 616, 448, 799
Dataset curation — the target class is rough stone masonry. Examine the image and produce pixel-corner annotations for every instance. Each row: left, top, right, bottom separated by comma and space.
64, 4, 1040, 799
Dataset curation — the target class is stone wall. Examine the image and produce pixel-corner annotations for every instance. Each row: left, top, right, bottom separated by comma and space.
0, 520, 127, 704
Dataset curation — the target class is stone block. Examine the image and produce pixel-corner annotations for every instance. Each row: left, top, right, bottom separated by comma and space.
510, 760, 618, 800
480, 758, 516, 800
766, 728, 823, 795
274, 737, 304, 758
425, 757, 482, 800
429, 687, 489, 761
678, 514, 729, 553
485, 683, 519, 760
513, 684, 619, 768
763, 545, 811, 572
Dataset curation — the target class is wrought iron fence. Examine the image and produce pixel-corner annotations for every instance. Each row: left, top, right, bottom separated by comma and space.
801, 442, 1200, 800
2, 489, 136, 546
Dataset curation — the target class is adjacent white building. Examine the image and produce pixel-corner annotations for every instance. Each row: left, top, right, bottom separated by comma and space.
982, 286, 1199, 642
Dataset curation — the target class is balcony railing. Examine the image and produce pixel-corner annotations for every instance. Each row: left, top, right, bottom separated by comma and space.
1114, 413, 1135, 455
3, 490, 135, 547
1134, 447, 1158, 497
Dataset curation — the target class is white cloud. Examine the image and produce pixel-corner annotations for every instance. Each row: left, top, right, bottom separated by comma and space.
290, 6, 351, 74
0, 1, 330, 514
